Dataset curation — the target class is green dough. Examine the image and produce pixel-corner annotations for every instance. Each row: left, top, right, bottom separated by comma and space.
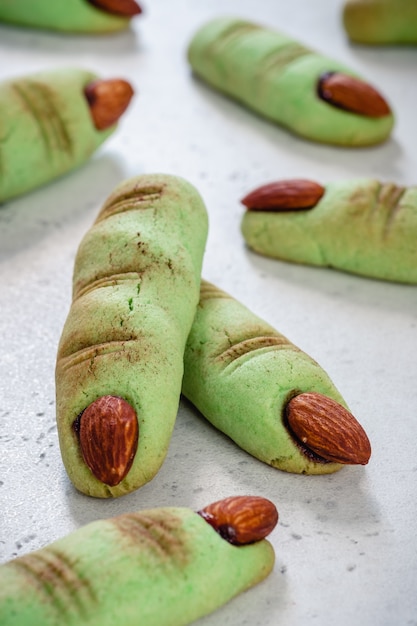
182, 280, 348, 475
241, 178, 417, 284
187, 17, 394, 146
0, 68, 116, 203
0, 0, 132, 33
0, 505, 274, 625
343, 0, 417, 45
55, 174, 208, 497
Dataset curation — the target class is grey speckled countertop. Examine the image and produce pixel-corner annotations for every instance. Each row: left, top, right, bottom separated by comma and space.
1, 1, 417, 625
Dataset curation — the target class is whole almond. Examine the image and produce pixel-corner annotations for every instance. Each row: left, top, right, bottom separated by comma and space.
75, 395, 139, 486
84, 78, 134, 131
241, 179, 325, 211
285, 392, 371, 465
317, 71, 391, 118
198, 495, 278, 545
87, 0, 142, 16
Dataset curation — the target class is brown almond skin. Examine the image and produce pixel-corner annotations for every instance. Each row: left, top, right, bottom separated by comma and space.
87, 0, 142, 17
285, 392, 371, 465
75, 395, 139, 486
241, 179, 325, 212
84, 78, 134, 131
318, 71, 391, 118
198, 495, 278, 545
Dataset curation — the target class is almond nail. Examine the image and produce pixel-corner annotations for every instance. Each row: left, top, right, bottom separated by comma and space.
74, 395, 139, 486
87, 0, 142, 17
317, 71, 391, 118
84, 78, 134, 131
198, 495, 278, 545
241, 179, 325, 212
285, 392, 371, 465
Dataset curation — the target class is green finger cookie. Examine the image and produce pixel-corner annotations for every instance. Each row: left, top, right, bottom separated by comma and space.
241, 178, 417, 284
343, 0, 417, 45
0, 68, 128, 203
55, 174, 208, 497
0, 0, 141, 34
183, 281, 371, 475
0, 498, 276, 626
187, 16, 394, 146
